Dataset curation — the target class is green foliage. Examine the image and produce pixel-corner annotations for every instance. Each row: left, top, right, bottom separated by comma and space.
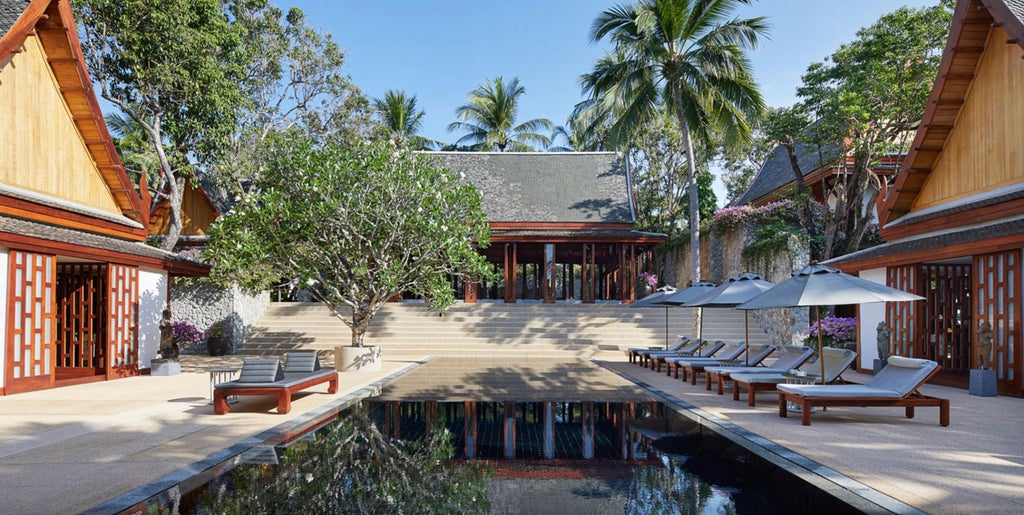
204, 135, 493, 346
448, 76, 553, 151
374, 89, 438, 149
204, 409, 491, 514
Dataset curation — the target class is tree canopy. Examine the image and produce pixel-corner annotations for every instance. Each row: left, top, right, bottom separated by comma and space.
374, 89, 438, 150
448, 76, 553, 151
205, 136, 492, 346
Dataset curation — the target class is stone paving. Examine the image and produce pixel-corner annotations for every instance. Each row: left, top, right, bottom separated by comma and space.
0, 352, 1020, 514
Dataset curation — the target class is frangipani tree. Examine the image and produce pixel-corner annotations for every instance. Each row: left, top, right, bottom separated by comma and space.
205, 135, 492, 346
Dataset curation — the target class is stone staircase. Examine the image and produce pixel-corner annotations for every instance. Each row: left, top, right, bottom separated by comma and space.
237, 301, 771, 358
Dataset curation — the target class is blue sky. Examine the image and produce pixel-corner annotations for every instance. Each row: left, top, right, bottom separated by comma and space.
289, 0, 940, 144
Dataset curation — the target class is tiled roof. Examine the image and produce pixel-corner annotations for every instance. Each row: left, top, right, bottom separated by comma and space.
827, 216, 1024, 265
428, 152, 634, 224
0, 214, 206, 268
732, 141, 840, 206
492, 228, 665, 240
885, 182, 1024, 228
0, 0, 29, 36
1004, 0, 1024, 24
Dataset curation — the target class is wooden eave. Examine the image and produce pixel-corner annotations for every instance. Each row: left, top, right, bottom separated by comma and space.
882, 197, 1024, 240
489, 222, 636, 231
748, 158, 897, 208
881, 0, 1024, 226
830, 230, 1024, 274
0, 0, 149, 231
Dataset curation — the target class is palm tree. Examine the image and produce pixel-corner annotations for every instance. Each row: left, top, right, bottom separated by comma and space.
584, 0, 767, 280
448, 76, 552, 151
373, 89, 437, 149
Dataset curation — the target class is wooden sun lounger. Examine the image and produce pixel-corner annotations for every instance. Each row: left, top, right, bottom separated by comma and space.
705, 345, 811, 393
214, 355, 339, 415
777, 356, 950, 426
731, 348, 856, 406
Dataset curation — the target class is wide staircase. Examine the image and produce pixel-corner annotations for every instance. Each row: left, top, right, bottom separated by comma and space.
237, 301, 771, 358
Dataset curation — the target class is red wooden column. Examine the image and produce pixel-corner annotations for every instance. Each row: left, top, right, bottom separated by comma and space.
464, 401, 478, 458
464, 281, 478, 303
542, 244, 556, 303
5, 250, 57, 394
504, 244, 517, 303
619, 244, 637, 303
581, 243, 595, 303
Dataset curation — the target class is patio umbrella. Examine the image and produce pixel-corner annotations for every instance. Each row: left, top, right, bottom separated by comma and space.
630, 285, 678, 347
657, 281, 717, 341
683, 273, 775, 365
737, 263, 925, 379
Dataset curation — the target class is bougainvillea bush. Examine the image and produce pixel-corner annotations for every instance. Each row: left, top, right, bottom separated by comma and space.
172, 321, 206, 355
803, 316, 857, 348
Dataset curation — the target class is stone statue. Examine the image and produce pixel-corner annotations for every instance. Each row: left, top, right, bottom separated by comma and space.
876, 322, 890, 361
977, 320, 993, 370
159, 309, 179, 360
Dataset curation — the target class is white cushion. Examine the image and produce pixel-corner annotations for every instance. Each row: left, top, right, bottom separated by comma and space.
886, 356, 929, 368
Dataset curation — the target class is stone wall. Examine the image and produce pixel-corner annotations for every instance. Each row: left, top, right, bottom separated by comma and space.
170, 277, 269, 353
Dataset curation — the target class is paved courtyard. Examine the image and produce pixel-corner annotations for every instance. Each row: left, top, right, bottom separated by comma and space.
0, 353, 1019, 514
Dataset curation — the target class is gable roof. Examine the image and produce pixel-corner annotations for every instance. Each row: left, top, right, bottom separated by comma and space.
733, 140, 839, 206
0, 0, 147, 227
428, 152, 635, 225
881, 0, 1024, 225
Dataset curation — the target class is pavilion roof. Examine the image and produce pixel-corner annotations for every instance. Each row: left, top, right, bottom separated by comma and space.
428, 152, 635, 224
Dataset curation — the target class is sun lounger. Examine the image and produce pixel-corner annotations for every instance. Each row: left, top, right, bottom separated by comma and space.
777, 356, 949, 426
665, 341, 749, 383
704, 345, 813, 393
213, 353, 338, 415
654, 340, 722, 374
647, 339, 707, 372
730, 347, 856, 406
626, 336, 690, 364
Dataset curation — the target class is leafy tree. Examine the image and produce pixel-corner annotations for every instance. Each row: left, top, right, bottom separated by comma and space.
204, 408, 491, 514
448, 76, 553, 151
75, 0, 247, 250
584, 0, 767, 281
205, 135, 492, 347
772, 3, 951, 259
105, 113, 161, 194
373, 89, 439, 150
716, 111, 773, 204
214, 2, 374, 199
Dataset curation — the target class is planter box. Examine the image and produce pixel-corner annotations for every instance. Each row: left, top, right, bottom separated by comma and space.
151, 359, 181, 376
335, 346, 382, 372
969, 368, 997, 397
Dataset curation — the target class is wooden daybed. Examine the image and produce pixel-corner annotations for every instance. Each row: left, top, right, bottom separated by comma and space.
214, 352, 338, 415
777, 356, 950, 426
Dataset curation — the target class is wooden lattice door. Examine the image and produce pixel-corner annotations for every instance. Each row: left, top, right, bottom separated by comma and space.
974, 250, 1022, 395
56, 264, 106, 377
920, 263, 972, 373
106, 264, 139, 378
887, 265, 921, 358
5, 251, 57, 394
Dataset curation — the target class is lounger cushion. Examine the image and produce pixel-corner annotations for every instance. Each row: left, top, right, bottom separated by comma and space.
886, 356, 929, 368
284, 351, 322, 373
868, 358, 939, 396
777, 384, 903, 398
730, 373, 790, 384
236, 359, 284, 383
217, 368, 335, 390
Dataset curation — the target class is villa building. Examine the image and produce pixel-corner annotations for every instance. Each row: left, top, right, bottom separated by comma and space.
0, 0, 205, 395
829, 0, 1024, 396
431, 152, 666, 304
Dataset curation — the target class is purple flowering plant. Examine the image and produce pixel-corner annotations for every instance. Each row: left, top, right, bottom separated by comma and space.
172, 320, 206, 354
638, 271, 658, 288
803, 316, 857, 348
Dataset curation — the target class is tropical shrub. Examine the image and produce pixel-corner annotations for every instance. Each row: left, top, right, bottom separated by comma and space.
803, 316, 857, 348
172, 321, 205, 354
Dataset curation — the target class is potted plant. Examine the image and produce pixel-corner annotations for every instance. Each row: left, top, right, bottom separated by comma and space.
638, 271, 658, 297
172, 320, 206, 355
204, 138, 494, 372
206, 320, 232, 357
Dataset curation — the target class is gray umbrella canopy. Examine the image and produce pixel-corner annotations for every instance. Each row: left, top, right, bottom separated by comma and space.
686, 273, 775, 365
630, 285, 679, 307
657, 281, 717, 305
737, 263, 924, 377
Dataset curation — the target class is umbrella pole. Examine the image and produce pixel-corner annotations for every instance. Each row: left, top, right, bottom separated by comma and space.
664, 306, 669, 348
744, 311, 750, 366
817, 309, 826, 380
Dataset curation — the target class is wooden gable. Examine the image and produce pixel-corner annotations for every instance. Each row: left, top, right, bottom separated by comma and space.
148, 181, 221, 237
881, 0, 1024, 231
0, 0, 147, 239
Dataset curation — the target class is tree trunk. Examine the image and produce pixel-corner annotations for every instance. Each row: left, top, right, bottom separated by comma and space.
782, 142, 821, 254
351, 306, 370, 347
670, 83, 701, 282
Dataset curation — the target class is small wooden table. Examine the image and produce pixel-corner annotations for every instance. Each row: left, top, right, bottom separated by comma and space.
783, 372, 821, 412
204, 367, 239, 404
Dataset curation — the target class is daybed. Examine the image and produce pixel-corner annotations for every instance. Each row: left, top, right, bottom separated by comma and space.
777, 356, 949, 426
704, 345, 814, 393
730, 347, 856, 406
213, 352, 339, 415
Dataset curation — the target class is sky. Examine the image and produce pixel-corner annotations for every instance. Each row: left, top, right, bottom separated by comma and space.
286, 0, 941, 201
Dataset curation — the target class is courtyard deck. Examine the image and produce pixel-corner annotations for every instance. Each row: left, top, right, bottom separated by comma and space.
0, 353, 1019, 514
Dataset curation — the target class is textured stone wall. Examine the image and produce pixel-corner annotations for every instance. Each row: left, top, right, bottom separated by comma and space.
170, 278, 269, 353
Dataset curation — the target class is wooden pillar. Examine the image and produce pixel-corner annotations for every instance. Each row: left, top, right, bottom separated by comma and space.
504, 243, 517, 303
581, 400, 595, 459
582, 243, 595, 303
387, 401, 401, 439
464, 400, 477, 458
424, 400, 439, 431
543, 244, 556, 303
464, 281, 477, 303
543, 401, 555, 459
503, 401, 516, 459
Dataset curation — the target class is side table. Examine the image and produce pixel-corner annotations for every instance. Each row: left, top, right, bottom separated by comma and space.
782, 372, 821, 413
204, 366, 239, 405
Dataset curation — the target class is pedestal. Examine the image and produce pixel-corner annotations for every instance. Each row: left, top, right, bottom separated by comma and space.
969, 368, 997, 397
151, 359, 180, 376
335, 346, 382, 372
